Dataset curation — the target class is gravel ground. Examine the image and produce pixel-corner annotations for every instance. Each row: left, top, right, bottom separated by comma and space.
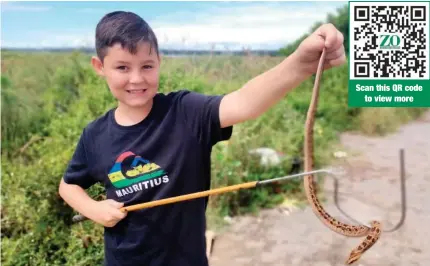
209, 110, 430, 266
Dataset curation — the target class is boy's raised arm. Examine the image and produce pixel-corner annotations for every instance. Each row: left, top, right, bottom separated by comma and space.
218, 23, 346, 128
219, 53, 306, 128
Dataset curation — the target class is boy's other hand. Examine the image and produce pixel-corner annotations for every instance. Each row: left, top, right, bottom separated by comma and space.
91, 199, 127, 227
291, 23, 346, 78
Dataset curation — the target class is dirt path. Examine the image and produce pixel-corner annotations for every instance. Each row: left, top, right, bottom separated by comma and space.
209, 110, 430, 266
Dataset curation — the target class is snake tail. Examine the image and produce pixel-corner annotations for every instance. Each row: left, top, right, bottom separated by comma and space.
345, 221, 382, 264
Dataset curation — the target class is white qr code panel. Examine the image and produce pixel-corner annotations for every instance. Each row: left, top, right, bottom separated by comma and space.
349, 2, 429, 79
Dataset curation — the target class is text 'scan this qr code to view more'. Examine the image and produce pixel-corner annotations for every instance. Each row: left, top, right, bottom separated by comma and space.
348, 1, 430, 107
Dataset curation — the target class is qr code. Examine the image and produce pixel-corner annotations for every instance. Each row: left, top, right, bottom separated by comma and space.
350, 2, 429, 79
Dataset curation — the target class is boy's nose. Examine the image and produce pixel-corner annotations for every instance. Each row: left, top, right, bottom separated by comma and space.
129, 71, 146, 84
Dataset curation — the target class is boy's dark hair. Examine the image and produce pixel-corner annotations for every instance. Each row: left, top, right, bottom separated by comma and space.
95, 11, 159, 61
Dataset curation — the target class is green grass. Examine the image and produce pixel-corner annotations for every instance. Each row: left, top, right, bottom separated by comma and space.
1, 50, 427, 265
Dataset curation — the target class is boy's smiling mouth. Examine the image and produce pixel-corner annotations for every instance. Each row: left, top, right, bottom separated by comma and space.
126, 89, 147, 94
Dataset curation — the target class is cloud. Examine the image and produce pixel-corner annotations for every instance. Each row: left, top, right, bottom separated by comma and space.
2, 32, 94, 49
151, 2, 347, 50
1, 2, 52, 12
2, 1, 347, 50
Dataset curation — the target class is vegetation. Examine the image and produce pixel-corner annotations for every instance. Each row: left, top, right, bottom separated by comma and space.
1, 5, 427, 265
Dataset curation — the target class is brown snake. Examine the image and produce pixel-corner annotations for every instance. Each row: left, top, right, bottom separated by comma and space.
303, 47, 382, 264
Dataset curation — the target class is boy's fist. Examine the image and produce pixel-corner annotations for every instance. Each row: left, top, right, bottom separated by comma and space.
291, 23, 346, 77
90, 199, 127, 227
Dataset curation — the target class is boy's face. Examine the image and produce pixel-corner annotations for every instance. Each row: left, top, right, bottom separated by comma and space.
92, 41, 161, 109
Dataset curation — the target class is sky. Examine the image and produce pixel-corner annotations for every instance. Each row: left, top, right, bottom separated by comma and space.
1, 1, 347, 50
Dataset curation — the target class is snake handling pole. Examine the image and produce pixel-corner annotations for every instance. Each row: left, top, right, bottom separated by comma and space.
72, 169, 332, 223
330, 148, 407, 232
72, 149, 407, 227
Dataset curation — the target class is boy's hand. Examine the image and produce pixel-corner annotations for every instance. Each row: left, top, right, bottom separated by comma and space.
90, 199, 127, 227
292, 23, 346, 78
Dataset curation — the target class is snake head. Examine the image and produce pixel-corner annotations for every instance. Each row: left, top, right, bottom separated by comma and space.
346, 250, 361, 265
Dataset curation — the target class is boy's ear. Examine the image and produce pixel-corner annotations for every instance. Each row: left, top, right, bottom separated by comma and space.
91, 56, 105, 76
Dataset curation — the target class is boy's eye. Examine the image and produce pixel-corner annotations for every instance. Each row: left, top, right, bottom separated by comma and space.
115, 65, 153, 71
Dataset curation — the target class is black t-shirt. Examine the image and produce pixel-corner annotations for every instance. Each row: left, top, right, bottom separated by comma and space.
63, 90, 233, 266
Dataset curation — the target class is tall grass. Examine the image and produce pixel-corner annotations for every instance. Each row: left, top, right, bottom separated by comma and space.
1, 51, 90, 156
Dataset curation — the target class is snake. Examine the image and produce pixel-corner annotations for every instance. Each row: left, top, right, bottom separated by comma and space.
303, 47, 382, 264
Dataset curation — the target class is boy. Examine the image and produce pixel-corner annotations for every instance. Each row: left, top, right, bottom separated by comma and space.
59, 10, 345, 266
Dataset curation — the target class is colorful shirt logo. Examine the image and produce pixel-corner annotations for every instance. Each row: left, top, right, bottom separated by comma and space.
108, 151, 166, 189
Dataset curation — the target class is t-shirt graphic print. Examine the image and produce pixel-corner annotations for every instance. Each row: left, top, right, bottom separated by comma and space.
108, 151, 169, 198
